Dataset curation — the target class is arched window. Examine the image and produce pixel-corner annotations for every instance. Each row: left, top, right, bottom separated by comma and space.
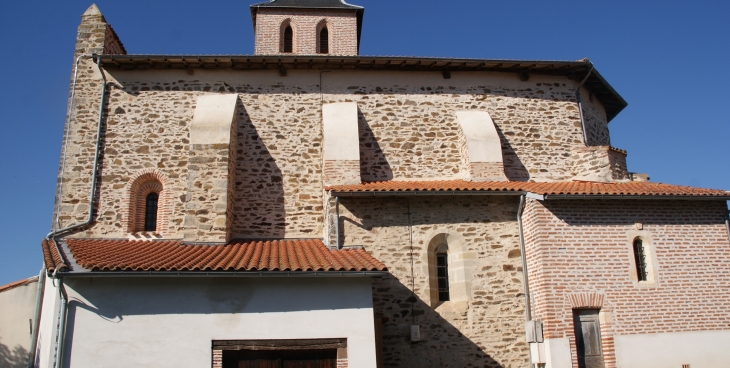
318, 27, 329, 54
283, 25, 293, 53
144, 192, 159, 232
633, 238, 647, 282
436, 250, 450, 301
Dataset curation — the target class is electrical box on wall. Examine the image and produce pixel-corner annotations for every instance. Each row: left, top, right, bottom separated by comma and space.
526, 320, 544, 343
410, 325, 421, 342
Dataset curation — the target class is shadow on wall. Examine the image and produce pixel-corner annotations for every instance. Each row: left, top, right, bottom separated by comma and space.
0, 338, 28, 368
374, 275, 507, 368
543, 199, 729, 226
358, 107, 393, 182
494, 122, 529, 182
231, 100, 285, 237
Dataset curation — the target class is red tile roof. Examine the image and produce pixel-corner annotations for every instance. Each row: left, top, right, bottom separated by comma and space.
46, 238, 386, 273
41, 239, 65, 272
0, 276, 39, 293
327, 180, 730, 198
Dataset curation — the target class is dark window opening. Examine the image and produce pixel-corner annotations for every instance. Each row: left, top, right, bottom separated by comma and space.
633, 238, 647, 281
319, 27, 329, 54
283, 26, 293, 53
222, 349, 337, 368
144, 192, 158, 232
437, 253, 450, 301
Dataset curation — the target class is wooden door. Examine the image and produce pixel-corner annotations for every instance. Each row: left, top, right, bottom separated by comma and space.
223, 349, 336, 368
573, 309, 605, 368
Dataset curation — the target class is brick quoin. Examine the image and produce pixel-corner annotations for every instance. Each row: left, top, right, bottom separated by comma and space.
524, 198, 730, 368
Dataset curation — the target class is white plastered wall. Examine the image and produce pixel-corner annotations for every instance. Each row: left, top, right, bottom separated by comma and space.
0, 278, 38, 361
614, 330, 730, 368
190, 94, 238, 145
323, 102, 360, 161
455, 111, 503, 164
50, 277, 377, 368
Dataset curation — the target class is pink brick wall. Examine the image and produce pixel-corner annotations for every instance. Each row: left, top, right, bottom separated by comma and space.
523, 198, 730, 368
254, 9, 358, 55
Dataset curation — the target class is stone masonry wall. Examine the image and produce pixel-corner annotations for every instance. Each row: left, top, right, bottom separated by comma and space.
523, 199, 730, 368
571, 145, 629, 181
333, 195, 528, 368
254, 9, 358, 56
55, 69, 595, 239
580, 87, 611, 146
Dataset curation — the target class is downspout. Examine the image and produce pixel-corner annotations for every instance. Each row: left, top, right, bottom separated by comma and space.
334, 196, 341, 250
517, 194, 531, 321
53, 279, 68, 368
575, 60, 595, 146
46, 55, 108, 239
725, 209, 730, 243
26, 265, 46, 368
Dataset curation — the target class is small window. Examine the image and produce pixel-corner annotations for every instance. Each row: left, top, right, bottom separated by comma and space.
319, 27, 329, 54
436, 253, 450, 301
283, 25, 293, 53
633, 238, 647, 282
144, 192, 159, 232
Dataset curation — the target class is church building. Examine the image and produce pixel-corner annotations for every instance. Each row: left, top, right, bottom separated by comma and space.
18, 1, 730, 367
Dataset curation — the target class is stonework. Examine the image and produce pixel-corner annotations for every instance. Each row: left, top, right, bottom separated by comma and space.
571, 145, 629, 182
254, 9, 358, 55
45, 4, 730, 368
332, 195, 529, 367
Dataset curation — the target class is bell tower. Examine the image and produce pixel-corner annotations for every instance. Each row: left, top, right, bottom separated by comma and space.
250, 0, 364, 56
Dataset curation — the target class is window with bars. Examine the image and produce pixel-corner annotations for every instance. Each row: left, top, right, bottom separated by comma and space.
436, 253, 450, 301
144, 192, 159, 232
319, 27, 329, 54
283, 25, 293, 53
633, 238, 647, 282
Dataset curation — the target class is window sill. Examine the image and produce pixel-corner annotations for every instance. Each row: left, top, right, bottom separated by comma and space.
129, 232, 163, 239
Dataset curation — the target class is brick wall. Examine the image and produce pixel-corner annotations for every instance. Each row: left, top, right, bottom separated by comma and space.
254, 9, 358, 56
523, 199, 730, 368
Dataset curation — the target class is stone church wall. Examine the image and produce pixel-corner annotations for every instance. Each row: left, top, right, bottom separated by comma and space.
334, 195, 528, 367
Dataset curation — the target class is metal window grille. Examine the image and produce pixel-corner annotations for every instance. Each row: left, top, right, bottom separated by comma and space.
144, 193, 158, 232
436, 253, 450, 301
633, 238, 647, 281
319, 27, 329, 54
283, 26, 293, 53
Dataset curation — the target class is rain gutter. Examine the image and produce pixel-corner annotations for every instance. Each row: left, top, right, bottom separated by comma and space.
54, 271, 388, 278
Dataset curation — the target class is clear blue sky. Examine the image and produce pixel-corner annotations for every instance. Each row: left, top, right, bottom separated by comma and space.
0, 0, 728, 285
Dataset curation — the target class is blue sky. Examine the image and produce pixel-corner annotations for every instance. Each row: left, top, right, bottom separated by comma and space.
0, 0, 728, 285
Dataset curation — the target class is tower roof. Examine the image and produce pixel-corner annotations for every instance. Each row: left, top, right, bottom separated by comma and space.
250, 0, 364, 53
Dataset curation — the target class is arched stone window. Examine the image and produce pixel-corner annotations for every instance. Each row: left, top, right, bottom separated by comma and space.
424, 232, 473, 312
125, 169, 170, 234
281, 20, 293, 53
627, 231, 658, 287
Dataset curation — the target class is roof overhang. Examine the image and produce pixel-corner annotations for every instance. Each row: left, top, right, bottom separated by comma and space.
56, 270, 388, 278
97, 55, 627, 121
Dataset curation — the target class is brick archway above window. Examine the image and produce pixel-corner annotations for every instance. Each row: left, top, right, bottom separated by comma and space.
568, 292, 605, 309
124, 169, 171, 235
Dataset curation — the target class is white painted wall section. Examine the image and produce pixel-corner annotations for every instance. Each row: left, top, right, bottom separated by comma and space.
323, 102, 360, 161
615, 330, 730, 368
190, 94, 239, 145
0, 277, 38, 361
455, 110, 503, 163
543, 337, 572, 368
59, 277, 377, 368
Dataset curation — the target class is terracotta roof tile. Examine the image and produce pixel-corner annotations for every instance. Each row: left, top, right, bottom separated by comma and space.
41, 239, 65, 272
0, 276, 39, 293
55, 238, 386, 273
327, 180, 729, 198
